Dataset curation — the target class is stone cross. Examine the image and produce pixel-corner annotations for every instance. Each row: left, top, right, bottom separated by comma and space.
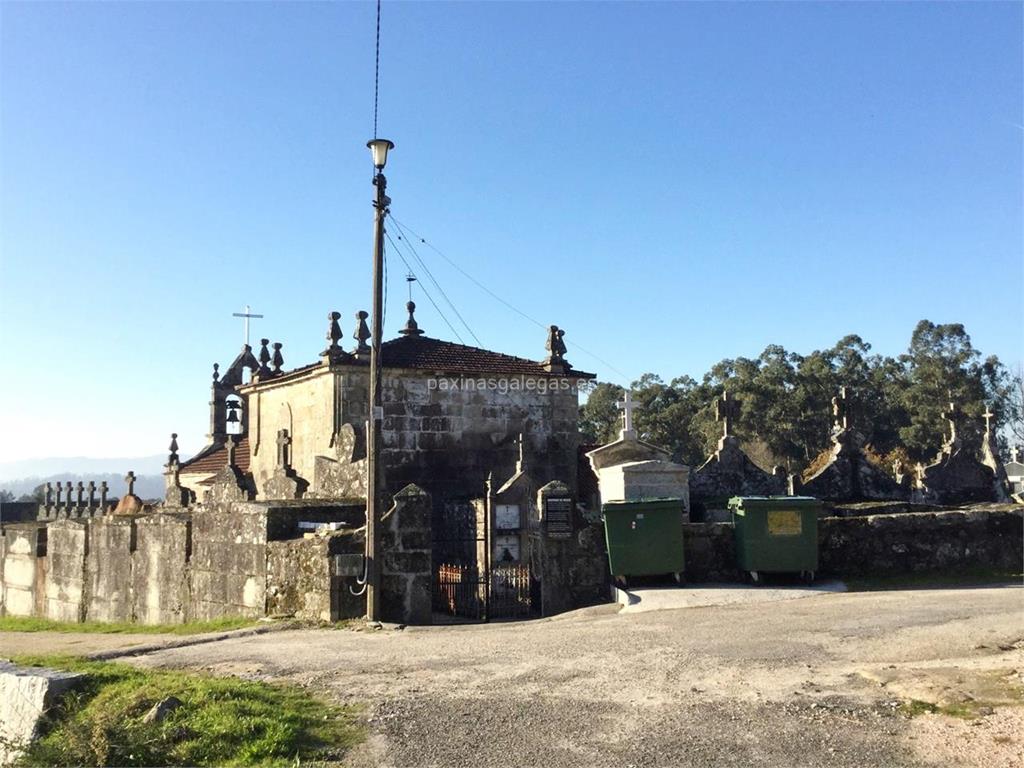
715, 390, 740, 437
275, 429, 291, 470
232, 304, 264, 347
831, 386, 849, 431
87, 481, 97, 510
514, 432, 525, 473
1012, 446, 1021, 464
617, 391, 638, 437
44, 482, 53, 509
64, 482, 74, 510
125, 471, 136, 497
983, 406, 995, 435
99, 481, 108, 511
75, 481, 85, 508
226, 436, 237, 468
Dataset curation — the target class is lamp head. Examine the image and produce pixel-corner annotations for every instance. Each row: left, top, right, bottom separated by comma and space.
367, 138, 395, 170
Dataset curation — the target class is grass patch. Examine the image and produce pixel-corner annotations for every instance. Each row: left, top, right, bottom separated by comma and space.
845, 569, 1022, 592
0, 615, 258, 636
11, 654, 363, 766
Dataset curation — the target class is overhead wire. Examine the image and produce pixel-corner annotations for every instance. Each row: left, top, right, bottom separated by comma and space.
384, 228, 467, 344
388, 214, 482, 347
386, 215, 631, 382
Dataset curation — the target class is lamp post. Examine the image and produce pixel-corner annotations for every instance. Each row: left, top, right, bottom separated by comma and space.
366, 138, 393, 622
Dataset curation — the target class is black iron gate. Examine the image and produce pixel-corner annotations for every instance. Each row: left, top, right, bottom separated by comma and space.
431, 501, 535, 621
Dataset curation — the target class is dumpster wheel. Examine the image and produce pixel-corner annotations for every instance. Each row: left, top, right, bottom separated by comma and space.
801, 570, 815, 585
749, 570, 761, 584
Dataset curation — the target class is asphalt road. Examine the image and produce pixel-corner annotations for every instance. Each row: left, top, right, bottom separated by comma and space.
118, 585, 1024, 768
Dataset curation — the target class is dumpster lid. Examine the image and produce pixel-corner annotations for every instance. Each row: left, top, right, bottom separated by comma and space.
728, 495, 821, 509
603, 497, 686, 509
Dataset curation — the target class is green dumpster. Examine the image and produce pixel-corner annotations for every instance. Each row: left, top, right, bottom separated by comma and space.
602, 498, 686, 583
729, 496, 821, 582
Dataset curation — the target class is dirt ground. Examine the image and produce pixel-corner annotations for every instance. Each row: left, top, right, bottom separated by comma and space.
3, 585, 1021, 767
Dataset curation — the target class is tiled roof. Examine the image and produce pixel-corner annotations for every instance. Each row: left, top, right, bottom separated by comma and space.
179, 437, 251, 475
379, 335, 595, 378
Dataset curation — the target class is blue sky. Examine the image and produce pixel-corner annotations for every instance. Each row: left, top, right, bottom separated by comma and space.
1, 1, 1021, 462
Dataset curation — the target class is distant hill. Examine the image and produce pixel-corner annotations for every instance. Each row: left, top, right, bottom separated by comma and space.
0, 454, 169, 483
0, 472, 166, 502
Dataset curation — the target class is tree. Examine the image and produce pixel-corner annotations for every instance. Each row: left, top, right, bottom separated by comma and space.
579, 382, 625, 444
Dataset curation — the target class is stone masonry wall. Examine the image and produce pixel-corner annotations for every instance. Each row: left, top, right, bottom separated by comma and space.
380, 485, 433, 625
134, 513, 191, 625
0, 525, 47, 617
266, 530, 365, 622
85, 517, 135, 623
44, 520, 87, 622
189, 503, 268, 621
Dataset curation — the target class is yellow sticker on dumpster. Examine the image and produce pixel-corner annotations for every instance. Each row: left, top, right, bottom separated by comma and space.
767, 510, 802, 536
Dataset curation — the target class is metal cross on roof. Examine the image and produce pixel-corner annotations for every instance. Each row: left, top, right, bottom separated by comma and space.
232, 304, 264, 347
617, 391, 638, 437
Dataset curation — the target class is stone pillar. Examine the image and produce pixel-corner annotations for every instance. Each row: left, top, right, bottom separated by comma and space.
532, 481, 575, 617
380, 484, 433, 625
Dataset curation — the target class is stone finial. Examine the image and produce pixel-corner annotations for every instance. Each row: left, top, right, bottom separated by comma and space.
355, 310, 371, 355
831, 386, 849, 432
168, 433, 179, 466
324, 311, 344, 355
212, 362, 220, 383
545, 325, 567, 363
125, 471, 136, 497
272, 343, 284, 373
715, 390, 740, 438
257, 338, 273, 377
226, 436, 238, 468
399, 301, 424, 336
617, 391, 638, 438
275, 428, 291, 470
87, 480, 96, 510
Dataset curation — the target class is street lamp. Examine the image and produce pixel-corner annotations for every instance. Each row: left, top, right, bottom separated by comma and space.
367, 138, 394, 170
365, 137, 394, 622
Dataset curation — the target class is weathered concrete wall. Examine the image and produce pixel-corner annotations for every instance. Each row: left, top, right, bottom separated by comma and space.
44, 521, 87, 623
85, 517, 135, 623
189, 504, 268, 620
134, 513, 191, 624
0, 525, 47, 617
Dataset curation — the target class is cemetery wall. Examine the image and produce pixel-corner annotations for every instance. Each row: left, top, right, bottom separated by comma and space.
678, 508, 1022, 580
0, 501, 373, 625
44, 521, 87, 622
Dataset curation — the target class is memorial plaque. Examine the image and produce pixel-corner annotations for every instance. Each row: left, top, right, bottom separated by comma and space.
544, 496, 573, 539
495, 504, 521, 531
493, 535, 521, 562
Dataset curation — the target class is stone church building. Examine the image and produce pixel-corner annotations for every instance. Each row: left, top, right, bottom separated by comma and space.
178, 302, 594, 507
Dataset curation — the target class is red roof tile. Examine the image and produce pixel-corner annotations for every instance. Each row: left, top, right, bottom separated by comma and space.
379, 335, 595, 378
179, 437, 251, 475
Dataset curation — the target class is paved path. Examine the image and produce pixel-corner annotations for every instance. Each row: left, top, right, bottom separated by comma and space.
117, 585, 1024, 768
616, 580, 847, 613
